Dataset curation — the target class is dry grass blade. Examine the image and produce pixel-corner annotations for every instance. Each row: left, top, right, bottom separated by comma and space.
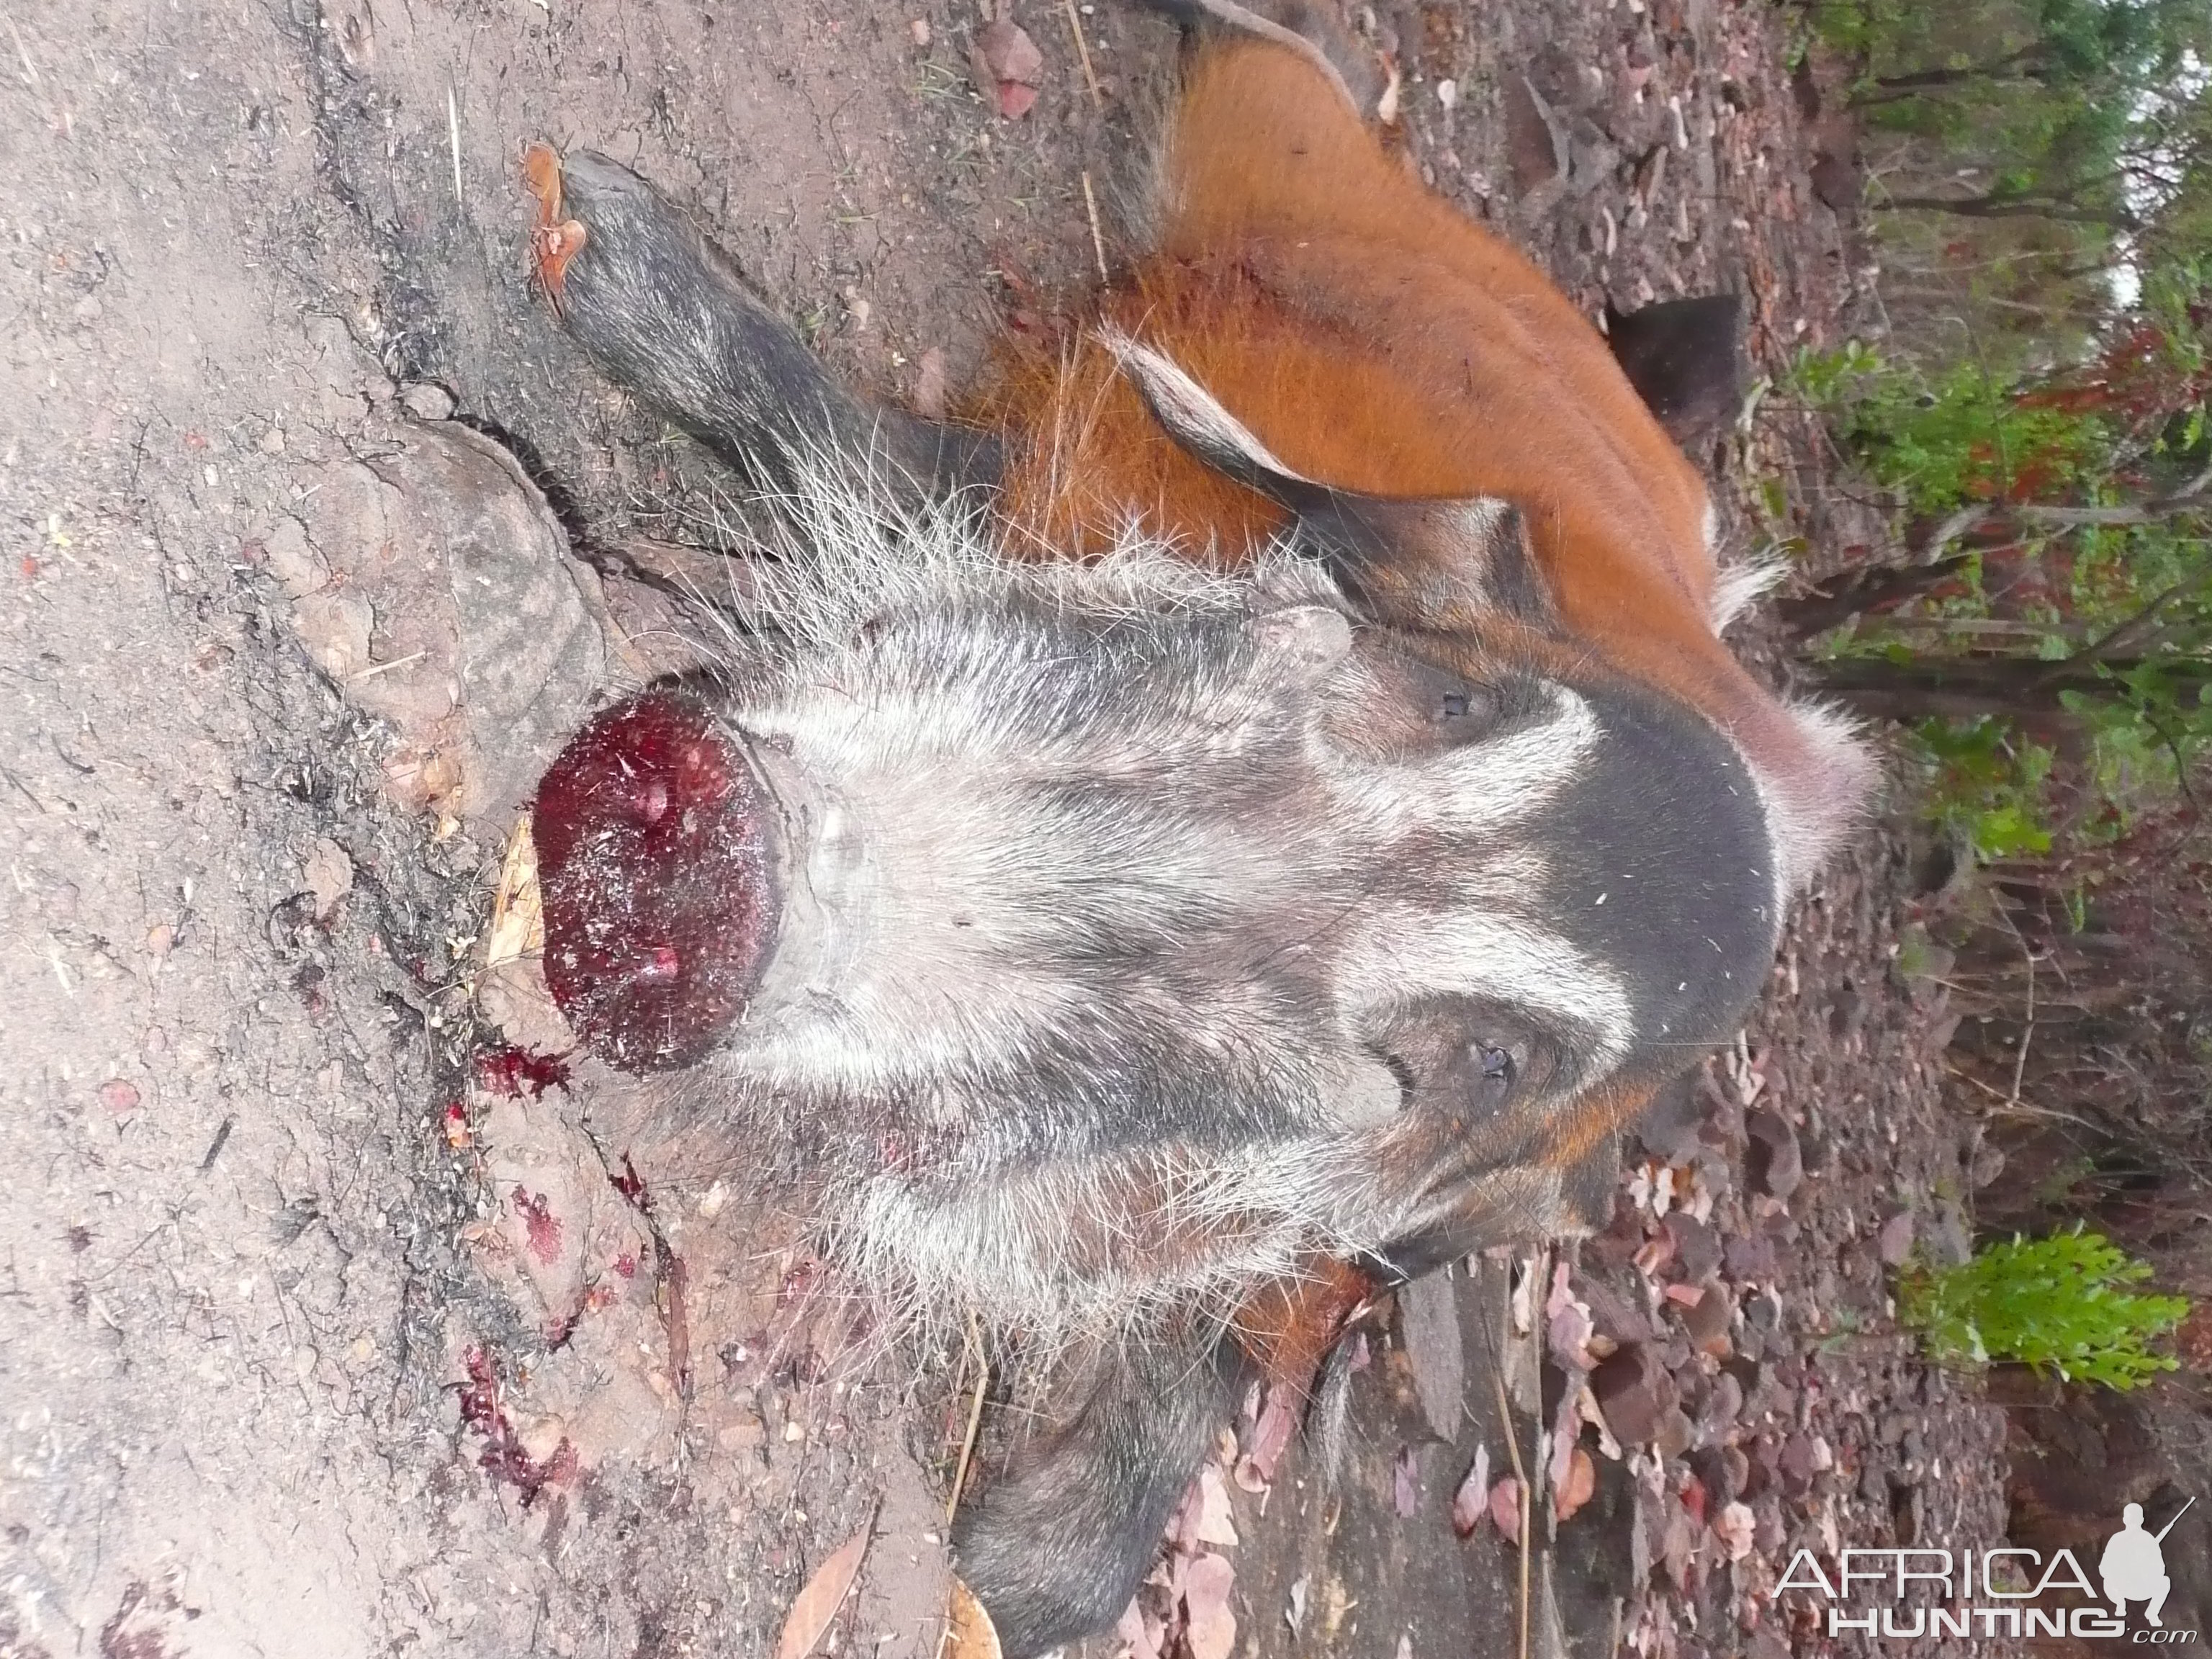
775, 1521, 873, 1659
945, 1310, 989, 1524
1081, 171, 1108, 283
483, 816, 544, 968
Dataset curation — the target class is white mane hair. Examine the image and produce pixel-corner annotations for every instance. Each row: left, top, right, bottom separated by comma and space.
693, 442, 1347, 664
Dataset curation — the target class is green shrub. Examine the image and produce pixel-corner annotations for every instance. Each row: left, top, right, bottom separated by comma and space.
1899, 1226, 2189, 1390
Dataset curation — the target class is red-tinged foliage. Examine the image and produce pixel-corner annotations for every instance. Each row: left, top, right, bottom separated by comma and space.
1679, 1473, 1708, 1524
475, 1045, 571, 1098
2015, 315, 2212, 426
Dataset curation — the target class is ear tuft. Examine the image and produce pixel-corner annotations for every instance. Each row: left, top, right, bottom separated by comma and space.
1101, 329, 1555, 629
1098, 328, 1315, 498
1709, 555, 1787, 633
1763, 698, 1881, 894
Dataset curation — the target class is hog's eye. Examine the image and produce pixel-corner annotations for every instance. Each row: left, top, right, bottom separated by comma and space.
1437, 685, 1496, 726
1476, 1043, 1515, 1084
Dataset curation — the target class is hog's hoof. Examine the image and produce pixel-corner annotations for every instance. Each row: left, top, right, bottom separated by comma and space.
521, 143, 588, 310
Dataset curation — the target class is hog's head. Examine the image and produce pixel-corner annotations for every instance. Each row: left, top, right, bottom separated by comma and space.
531, 378, 1862, 1330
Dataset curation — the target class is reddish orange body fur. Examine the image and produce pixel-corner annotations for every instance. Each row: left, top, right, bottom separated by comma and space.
982, 38, 1812, 791
977, 37, 1803, 1388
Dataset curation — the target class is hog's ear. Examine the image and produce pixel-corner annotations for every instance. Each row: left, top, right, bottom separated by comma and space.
1102, 330, 1556, 631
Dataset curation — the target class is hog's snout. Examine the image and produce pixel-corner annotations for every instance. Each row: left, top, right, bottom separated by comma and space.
534, 691, 780, 1069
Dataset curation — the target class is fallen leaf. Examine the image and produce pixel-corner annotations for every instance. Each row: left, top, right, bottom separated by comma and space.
1555, 1449, 1597, 1521
1182, 1551, 1237, 1659
304, 835, 354, 920
1714, 1500, 1755, 1563
1450, 1444, 1491, 1537
775, 1522, 871, 1659
1195, 1465, 1239, 1548
1233, 1385, 1298, 1492
1546, 1292, 1596, 1372
1542, 1259, 1575, 1319
1393, 1444, 1421, 1517
1488, 1476, 1523, 1545
946, 1577, 1002, 1659
972, 19, 1043, 81
1547, 1389, 1581, 1506
915, 347, 950, 423
1112, 1596, 1160, 1659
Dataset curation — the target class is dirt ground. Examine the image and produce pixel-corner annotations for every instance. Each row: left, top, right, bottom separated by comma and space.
0, 1, 2010, 1656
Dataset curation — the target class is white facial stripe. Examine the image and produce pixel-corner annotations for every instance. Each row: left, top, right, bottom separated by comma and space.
1338, 902, 1635, 1068
1350, 684, 1601, 837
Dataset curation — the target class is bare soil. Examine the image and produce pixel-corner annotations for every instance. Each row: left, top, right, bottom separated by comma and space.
0, 2, 2008, 1657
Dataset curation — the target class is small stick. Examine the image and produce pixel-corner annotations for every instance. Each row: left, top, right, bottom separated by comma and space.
2007, 947, 2037, 1106
350, 649, 427, 682
945, 1310, 990, 1524
1080, 170, 1108, 283
1490, 1253, 1539, 1659
1062, 0, 1102, 107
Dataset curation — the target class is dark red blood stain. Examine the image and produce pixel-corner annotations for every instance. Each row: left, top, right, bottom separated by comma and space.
611, 1154, 650, 1210
455, 1346, 575, 1506
511, 1185, 564, 1264
532, 691, 778, 1070
475, 1046, 571, 1098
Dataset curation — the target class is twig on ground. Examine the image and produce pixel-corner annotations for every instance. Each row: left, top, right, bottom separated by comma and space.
1080, 171, 1108, 282
1487, 1251, 1542, 1659
946, 1310, 989, 1525
1062, 0, 1101, 107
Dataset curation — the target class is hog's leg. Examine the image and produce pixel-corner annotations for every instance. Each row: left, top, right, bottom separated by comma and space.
953, 1323, 1239, 1658
531, 149, 997, 504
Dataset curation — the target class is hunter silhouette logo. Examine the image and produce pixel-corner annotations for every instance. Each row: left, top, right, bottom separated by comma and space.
1776, 1493, 2198, 1640
2105, 1498, 2193, 1629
